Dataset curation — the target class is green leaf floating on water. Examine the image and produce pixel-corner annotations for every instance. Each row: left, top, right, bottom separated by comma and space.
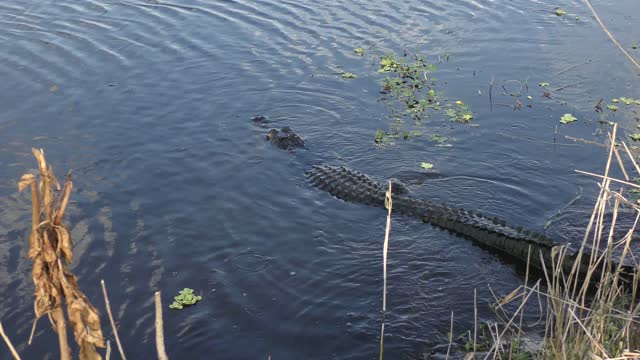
560, 113, 577, 124
539, 82, 550, 88
169, 288, 202, 310
420, 162, 434, 170
619, 97, 634, 105
341, 72, 357, 79
554, 8, 567, 16
374, 130, 384, 143
607, 105, 618, 111
354, 47, 365, 56
630, 134, 640, 142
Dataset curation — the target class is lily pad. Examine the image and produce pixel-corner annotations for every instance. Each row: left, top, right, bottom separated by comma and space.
630, 134, 640, 142
420, 162, 434, 170
354, 47, 365, 56
607, 105, 618, 111
560, 113, 577, 124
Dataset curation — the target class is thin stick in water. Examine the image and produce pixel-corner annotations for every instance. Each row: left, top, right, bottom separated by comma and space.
574, 170, 640, 189
101, 280, 127, 360
28, 318, 38, 345
379, 181, 393, 360
582, 0, 640, 72
489, 76, 494, 112
473, 288, 477, 355
445, 311, 454, 360
553, 60, 591, 76
155, 291, 169, 360
0, 321, 21, 360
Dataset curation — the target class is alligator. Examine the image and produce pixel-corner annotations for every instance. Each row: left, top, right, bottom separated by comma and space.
306, 164, 637, 280
265, 126, 305, 150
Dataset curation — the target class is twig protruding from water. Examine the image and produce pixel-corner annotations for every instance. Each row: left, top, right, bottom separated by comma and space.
155, 292, 169, 360
0, 321, 21, 360
101, 280, 126, 360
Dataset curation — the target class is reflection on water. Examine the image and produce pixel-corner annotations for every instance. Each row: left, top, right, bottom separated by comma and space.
0, 0, 639, 358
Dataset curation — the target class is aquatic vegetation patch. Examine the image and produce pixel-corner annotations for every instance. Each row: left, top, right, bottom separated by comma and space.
420, 162, 434, 170
554, 8, 567, 16
559, 113, 577, 124
445, 101, 474, 122
358, 50, 474, 147
430, 133, 448, 144
354, 47, 365, 56
169, 288, 202, 310
341, 72, 357, 79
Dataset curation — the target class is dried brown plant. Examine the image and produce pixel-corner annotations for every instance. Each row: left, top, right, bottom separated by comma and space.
18, 148, 104, 360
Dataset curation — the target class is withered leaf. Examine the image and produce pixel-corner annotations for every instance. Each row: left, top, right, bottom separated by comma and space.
79, 341, 102, 360
19, 173, 36, 192
28, 232, 41, 258
67, 297, 105, 348
48, 164, 61, 190
42, 231, 57, 263
55, 226, 73, 263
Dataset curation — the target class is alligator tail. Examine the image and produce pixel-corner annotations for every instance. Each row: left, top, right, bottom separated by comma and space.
306, 164, 632, 278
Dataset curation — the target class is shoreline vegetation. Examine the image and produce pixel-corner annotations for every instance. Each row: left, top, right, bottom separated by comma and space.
377, 124, 640, 359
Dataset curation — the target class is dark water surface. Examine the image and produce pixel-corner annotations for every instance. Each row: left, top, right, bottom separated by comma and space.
1, 0, 639, 359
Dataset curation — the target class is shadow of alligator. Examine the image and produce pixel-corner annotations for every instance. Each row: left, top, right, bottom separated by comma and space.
306, 164, 638, 281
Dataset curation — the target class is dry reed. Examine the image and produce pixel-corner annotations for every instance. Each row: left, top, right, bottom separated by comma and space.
483, 124, 640, 359
379, 180, 394, 360
18, 148, 105, 359
0, 321, 22, 360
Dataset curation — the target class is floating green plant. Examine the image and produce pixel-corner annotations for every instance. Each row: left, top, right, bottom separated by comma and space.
539, 82, 550, 88
560, 113, 577, 124
379, 54, 402, 73
445, 101, 474, 123
374, 130, 385, 143
359, 49, 474, 147
619, 97, 634, 105
610, 97, 640, 106
420, 162, 434, 170
554, 8, 567, 16
430, 134, 448, 144
354, 47, 365, 56
169, 288, 202, 310
630, 134, 640, 141
341, 72, 357, 79
607, 105, 619, 111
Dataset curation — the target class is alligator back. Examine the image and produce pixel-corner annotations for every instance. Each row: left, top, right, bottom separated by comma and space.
306, 164, 589, 274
